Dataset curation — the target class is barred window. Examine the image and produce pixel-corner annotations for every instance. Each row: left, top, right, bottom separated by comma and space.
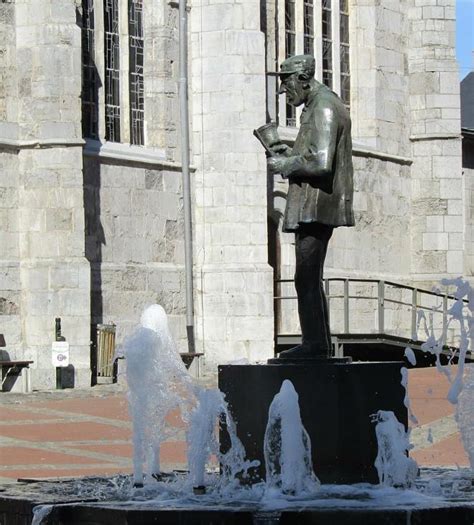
129, 0, 144, 146
303, 0, 314, 56
340, 0, 350, 108
82, 0, 146, 145
285, 0, 297, 127
81, 0, 98, 139
322, 0, 333, 89
104, 0, 121, 142
275, 0, 350, 127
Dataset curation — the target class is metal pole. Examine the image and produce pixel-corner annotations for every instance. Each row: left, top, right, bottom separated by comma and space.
343, 279, 349, 333
411, 288, 418, 340
378, 280, 385, 334
179, 0, 195, 353
442, 294, 448, 346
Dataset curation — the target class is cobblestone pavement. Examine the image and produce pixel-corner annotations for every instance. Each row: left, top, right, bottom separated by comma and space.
0, 367, 469, 483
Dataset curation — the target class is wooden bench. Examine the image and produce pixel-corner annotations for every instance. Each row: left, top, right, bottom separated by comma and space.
1, 360, 33, 393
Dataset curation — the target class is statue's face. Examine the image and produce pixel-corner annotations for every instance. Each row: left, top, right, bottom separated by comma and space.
280, 74, 306, 107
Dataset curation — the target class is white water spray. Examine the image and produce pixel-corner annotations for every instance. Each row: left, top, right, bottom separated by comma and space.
409, 278, 474, 468
32, 505, 53, 525
373, 410, 418, 488
264, 380, 320, 495
122, 304, 259, 491
187, 387, 260, 492
119, 304, 195, 486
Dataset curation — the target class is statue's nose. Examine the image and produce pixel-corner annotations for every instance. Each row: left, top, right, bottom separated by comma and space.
278, 83, 286, 95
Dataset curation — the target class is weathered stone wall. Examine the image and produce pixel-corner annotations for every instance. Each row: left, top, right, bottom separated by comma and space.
0, 0, 17, 140
81, 0, 187, 353
275, 153, 412, 336
190, 0, 274, 374
351, 0, 411, 157
272, 0, 463, 338
0, 151, 20, 359
408, 0, 462, 288
1, 0, 92, 389
18, 146, 91, 390
143, 1, 180, 160
0, 0, 466, 388
0, 0, 20, 359
83, 156, 187, 349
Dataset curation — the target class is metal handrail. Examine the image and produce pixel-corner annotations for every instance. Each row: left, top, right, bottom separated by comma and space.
276, 277, 462, 300
274, 277, 466, 343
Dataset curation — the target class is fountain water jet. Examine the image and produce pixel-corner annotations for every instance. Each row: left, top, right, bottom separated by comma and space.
119, 304, 195, 487
264, 379, 320, 495
372, 410, 418, 488
187, 387, 260, 494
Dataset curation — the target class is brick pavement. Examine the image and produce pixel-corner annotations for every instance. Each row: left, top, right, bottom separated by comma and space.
0, 367, 470, 483
0, 385, 187, 483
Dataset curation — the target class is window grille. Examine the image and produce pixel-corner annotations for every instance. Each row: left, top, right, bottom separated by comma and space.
303, 0, 314, 56
129, 0, 144, 145
104, 0, 121, 142
81, 0, 98, 139
285, 0, 297, 127
339, 0, 350, 108
322, 0, 333, 89
274, 0, 350, 127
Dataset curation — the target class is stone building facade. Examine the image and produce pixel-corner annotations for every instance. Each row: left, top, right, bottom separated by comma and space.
0, 0, 464, 390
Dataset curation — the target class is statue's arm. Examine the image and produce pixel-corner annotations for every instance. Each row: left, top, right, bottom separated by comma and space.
279, 105, 337, 179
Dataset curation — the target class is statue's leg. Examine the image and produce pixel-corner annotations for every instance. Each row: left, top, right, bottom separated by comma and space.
318, 228, 333, 352
294, 223, 333, 355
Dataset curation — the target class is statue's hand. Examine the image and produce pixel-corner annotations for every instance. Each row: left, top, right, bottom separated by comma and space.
267, 155, 288, 176
270, 143, 291, 157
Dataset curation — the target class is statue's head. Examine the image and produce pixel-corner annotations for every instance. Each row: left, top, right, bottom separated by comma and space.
275, 55, 316, 107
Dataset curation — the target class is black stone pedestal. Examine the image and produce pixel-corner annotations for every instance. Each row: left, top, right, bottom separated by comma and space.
218, 361, 407, 485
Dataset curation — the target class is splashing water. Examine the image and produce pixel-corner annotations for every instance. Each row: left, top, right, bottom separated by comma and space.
119, 305, 195, 486
372, 410, 418, 488
264, 380, 320, 495
32, 505, 53, 525
407, 278, 474, 469
187, 388, 259, 492
121, 304, 259, 492
187, 389, 222, 488
458, 364, 474, 469
400, 367, 418, 426
404, 347, 416, 366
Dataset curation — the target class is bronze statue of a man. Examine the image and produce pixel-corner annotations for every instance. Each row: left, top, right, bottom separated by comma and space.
267, 55, 355, 358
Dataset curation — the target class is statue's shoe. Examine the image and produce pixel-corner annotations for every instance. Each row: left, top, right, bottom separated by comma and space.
278, 344, 330, 359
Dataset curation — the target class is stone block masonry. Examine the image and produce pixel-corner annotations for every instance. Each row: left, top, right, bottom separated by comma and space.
191, 0, 274, 375
0, 0, 91, 390
84, 156, 189, 353
18, 146, 91, 390
408, 0, 462, 287
0, 0, 467, 390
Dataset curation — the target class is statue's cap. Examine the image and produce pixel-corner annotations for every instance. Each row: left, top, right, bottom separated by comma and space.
268, 55, 316, 77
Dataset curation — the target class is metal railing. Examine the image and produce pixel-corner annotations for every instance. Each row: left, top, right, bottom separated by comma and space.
274, 278, 464, 346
